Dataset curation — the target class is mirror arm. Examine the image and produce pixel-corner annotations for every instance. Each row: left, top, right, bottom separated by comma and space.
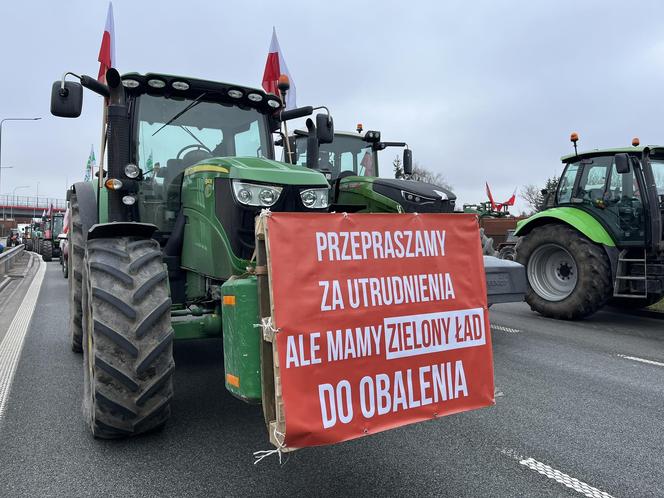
59, 71, 81, 96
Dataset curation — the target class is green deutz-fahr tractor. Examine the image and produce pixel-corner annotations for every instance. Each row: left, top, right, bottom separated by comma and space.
51, 68, 336, 438
515, 136, 664, 319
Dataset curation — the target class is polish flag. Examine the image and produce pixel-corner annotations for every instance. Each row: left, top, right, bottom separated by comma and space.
262, 27, 296, 110
486, 182, 516, 211
97, 2, 116, 83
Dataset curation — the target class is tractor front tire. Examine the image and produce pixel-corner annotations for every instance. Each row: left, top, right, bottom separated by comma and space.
41, 240, 53, 262
82, 236, 174, 438
69, 193, 85, 353
25, 239, 33, 252
516, 224, 612, 320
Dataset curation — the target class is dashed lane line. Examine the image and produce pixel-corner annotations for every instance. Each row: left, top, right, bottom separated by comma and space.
518, 457, 614, 498
616, 354, 664, 368
0, 259, 46, 424
500, 448, 614, 498
491, 324, 520, 334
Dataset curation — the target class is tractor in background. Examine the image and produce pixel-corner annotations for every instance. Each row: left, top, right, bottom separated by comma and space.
289, 125, 502, 255
32, 211, 64, 262
514, 135, 664, 319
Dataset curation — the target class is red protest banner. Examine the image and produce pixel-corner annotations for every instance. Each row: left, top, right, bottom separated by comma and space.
265, 212, 494, 448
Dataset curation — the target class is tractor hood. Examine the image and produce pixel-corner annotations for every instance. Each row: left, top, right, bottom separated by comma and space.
372, 178, 457, 213
186, 157, 329, 186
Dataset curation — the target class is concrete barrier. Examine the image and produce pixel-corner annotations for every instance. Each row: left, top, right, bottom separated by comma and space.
0, 244, 25, 277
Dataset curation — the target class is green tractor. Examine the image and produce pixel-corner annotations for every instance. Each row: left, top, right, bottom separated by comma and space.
291, 126, 457, 213
51, 68, 334, 438
24, 218, 43, 253
289, 126, 498, 255
33, 211, 64, 262
515, 136, 664, 319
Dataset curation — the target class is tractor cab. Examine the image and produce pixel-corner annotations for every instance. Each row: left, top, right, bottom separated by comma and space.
291, 126, 456, 213
555, 145, 664, 249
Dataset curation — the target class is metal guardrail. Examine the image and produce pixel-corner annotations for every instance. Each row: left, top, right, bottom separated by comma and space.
0, 244, 25, 278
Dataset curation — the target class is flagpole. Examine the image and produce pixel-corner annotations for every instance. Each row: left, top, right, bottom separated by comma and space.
98, 100, 108, 191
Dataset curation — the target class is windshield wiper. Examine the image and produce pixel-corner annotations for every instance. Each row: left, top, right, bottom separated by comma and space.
179, 125, 207, 149
152, 92, 208, 137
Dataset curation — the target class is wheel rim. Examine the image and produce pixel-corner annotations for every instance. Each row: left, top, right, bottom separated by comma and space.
527, 243, 578, 301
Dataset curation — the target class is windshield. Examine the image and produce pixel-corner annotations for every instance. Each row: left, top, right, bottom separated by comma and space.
295, 135, 376, 180
52, 216, 64, 235
650, 159, 664, 195
135, 94, 272, 231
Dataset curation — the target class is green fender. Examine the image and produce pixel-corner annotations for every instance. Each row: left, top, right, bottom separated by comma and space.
514, 207, 615, 246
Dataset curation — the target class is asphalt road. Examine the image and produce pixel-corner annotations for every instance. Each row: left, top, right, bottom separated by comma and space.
1, 263, 663, 497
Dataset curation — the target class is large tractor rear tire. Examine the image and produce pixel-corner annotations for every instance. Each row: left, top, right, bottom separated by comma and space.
41, 240, 53, 262
516, 224, 612, 319
82, 236, 174, 438
69, 193, 85, 353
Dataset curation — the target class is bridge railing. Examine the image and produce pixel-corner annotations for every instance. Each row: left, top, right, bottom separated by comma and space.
0, 195, 67, 214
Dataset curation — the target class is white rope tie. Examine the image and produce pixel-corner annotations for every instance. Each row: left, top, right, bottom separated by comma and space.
253, 426, 287, 465
253, 316, 280, 341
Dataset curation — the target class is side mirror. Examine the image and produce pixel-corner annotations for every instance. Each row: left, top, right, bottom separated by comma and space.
305, 118, 319, 170
279, 106, 314, 122
403, 149, 413, 176
50, 81, 83, 118
316, 113, 334, 144
615, 153, 631, 174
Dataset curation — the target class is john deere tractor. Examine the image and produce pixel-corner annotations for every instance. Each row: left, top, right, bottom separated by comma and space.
515, 137, 664, 319
51, 68, 334, 438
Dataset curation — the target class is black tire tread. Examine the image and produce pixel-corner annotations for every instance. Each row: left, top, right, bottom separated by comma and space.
69, 193, 84, 353
83, 236, 174, 439
41, 240, 53, 262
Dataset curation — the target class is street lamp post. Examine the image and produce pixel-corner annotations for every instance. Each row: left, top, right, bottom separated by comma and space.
0, 117, 41, 222
11, 185, 29, 221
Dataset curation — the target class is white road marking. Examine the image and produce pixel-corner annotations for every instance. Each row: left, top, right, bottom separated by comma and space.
491, 324, 520, 334
499, 448, 614, 498
0, 259, 46, 423
616, 354, 664, 368
518, 457, 614, 498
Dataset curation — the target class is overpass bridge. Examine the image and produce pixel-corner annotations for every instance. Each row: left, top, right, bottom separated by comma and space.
0, 195, 66, 237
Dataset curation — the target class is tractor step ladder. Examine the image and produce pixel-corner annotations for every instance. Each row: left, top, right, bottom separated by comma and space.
613, 249, 647, 298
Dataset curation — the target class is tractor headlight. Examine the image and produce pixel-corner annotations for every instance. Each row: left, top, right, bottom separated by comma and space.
401, 190, 435, 204
124, 163, 140, 179
232, 181, 282, 207
300, 188, 329, 209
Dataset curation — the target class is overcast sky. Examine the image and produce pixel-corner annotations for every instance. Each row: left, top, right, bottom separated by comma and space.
2, 0, 664, 212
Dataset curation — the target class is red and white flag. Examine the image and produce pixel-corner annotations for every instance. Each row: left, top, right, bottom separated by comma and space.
262, 27, 296, 110
97, 2, 116, 83
486, 182, 516, 211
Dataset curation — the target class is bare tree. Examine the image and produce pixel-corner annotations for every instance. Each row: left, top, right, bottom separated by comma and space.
520, 184, 541, 214
411, 163, 453, 191
521, 176, 559, 213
